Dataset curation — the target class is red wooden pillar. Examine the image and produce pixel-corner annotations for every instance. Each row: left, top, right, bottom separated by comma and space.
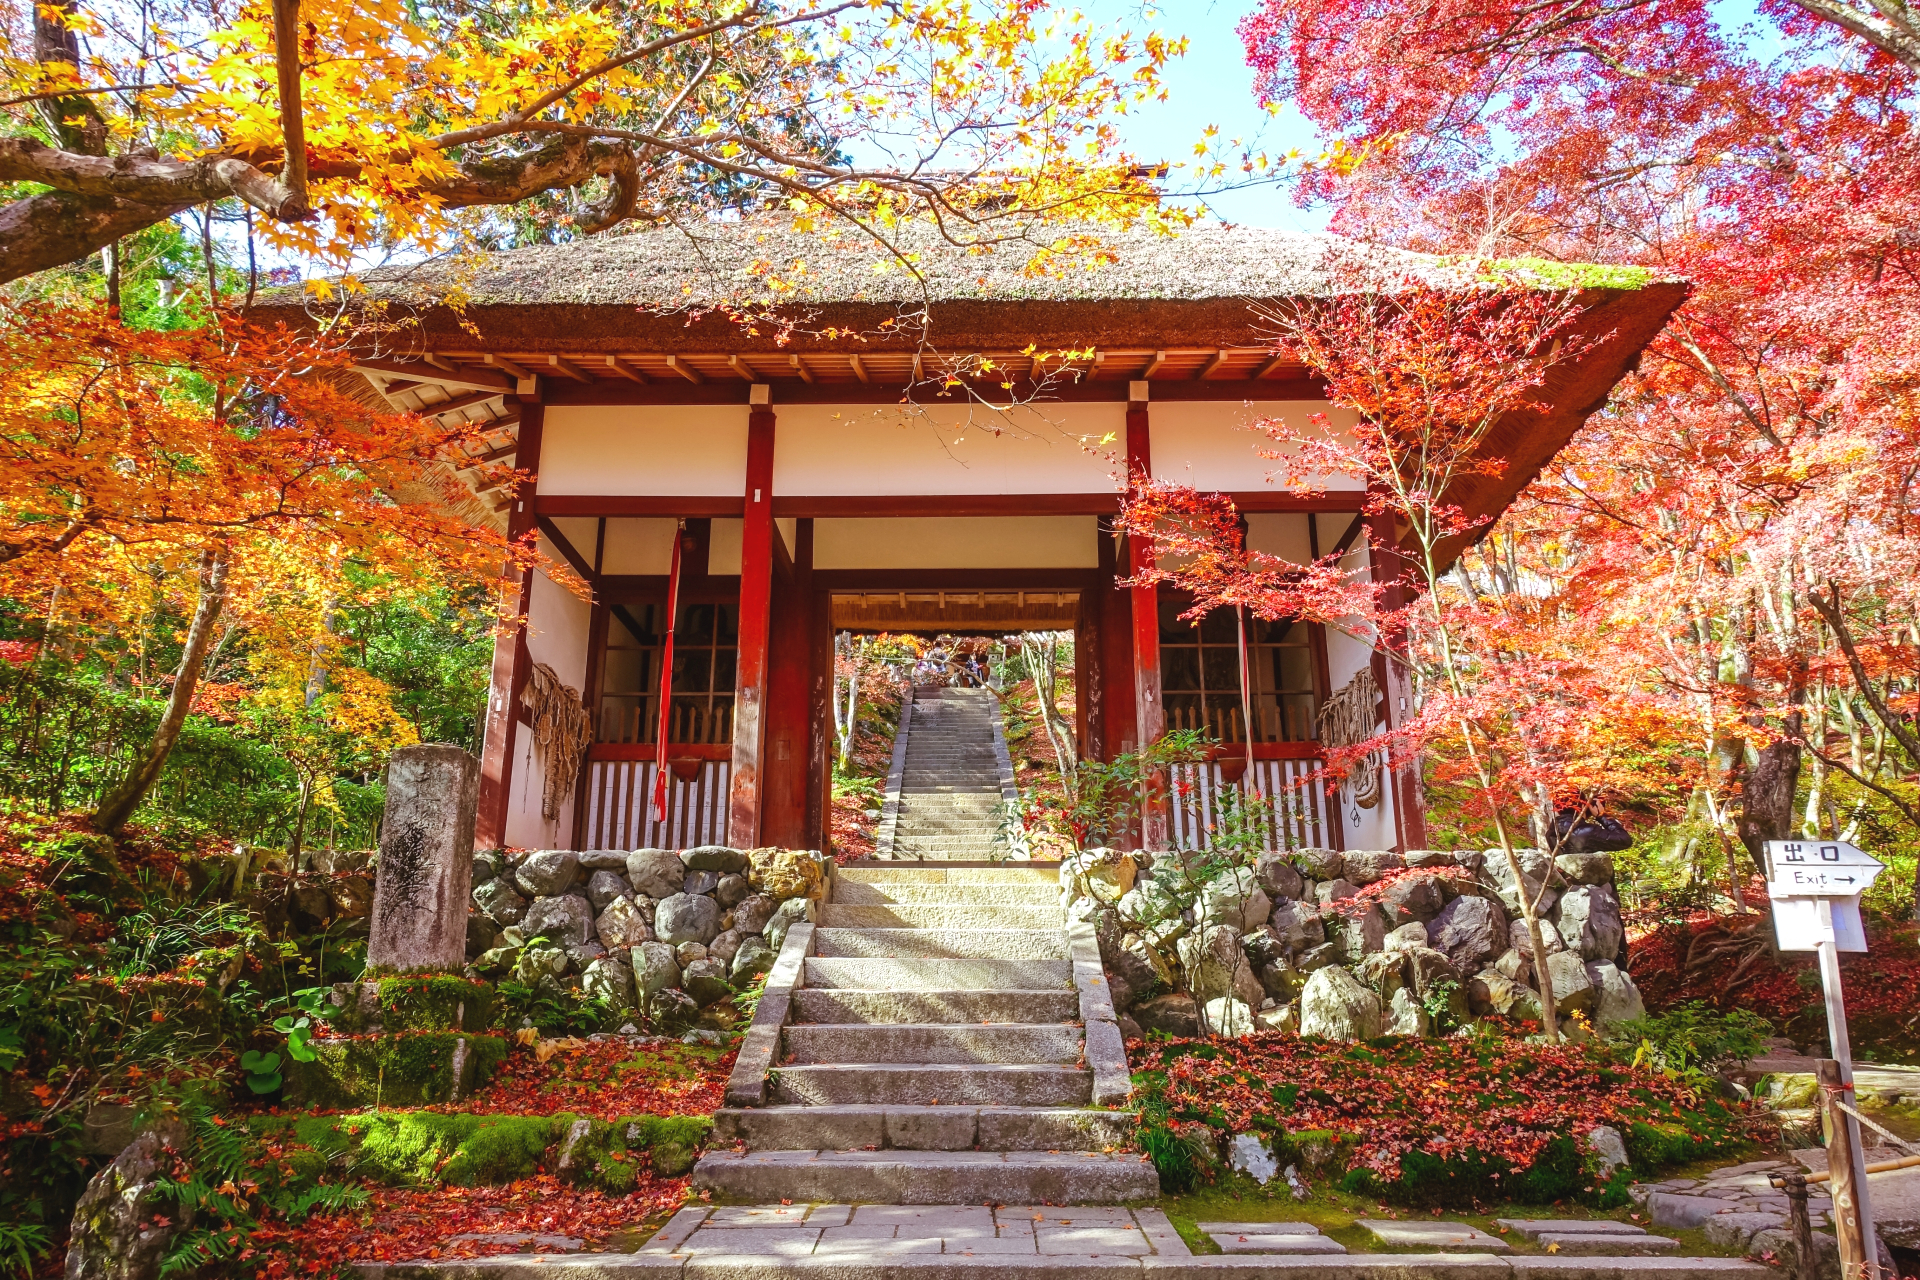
1365, 506, 1429, 851
728, 389, 776, 849
475, 392, 545, 850
1126, 385, 1169, 848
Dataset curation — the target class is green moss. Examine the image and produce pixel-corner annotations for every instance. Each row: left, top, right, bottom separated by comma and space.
1469, 257, 1657, 291
282, 1031, 510, 1108
375, 975, 496, 1032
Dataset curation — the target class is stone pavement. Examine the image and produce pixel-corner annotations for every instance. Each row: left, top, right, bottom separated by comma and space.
879, 687, 1013, 860
1633, 1157, 1831, 1252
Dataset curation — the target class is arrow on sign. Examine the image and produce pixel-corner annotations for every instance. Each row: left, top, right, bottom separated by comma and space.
1765, 840, 1886, 898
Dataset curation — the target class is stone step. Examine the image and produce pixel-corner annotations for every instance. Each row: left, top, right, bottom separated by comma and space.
816, 903, 1063, 930
813, 928, 1070, 960
711, 1104, 1134, 1151
803, 956, 1073, 990
782, 1022, 1083, 1066
836, 865, 1059, 883
831, 882, 1059, 906
771, 1062, 1092, 1106
792, 987, 1080, 1024
691, 1149, 1159, 1206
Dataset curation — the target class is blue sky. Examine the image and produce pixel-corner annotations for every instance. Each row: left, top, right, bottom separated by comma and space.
1074, 1, 1333, 230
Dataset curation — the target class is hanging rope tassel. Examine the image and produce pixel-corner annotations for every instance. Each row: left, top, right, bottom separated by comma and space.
1316, 667, 1383, 809
520, 662, 593, 822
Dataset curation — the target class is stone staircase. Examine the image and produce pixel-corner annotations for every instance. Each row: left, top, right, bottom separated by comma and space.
697, 863, 1152, 1204
881, 687, 1011, 860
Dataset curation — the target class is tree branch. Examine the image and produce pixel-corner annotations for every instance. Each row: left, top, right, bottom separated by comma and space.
1807, 583, 1920, 767
272, 0, 309, 209
0, 137, 312, 220
1782, 0, 1920, 72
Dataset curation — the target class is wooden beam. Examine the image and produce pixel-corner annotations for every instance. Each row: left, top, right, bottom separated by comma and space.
603, 356, 646, 383
1127, 399, 1167, 849
424, 354, 459, 373
455, 438, 520, 470
1200, 349, 1231, 379
848, 353, 870, 384
419, 389, 505, 419
727, 355, 757, 381
475, 400, 546, 848
351, 357, 513, 395
546, 355, 592, 382
1142, 350, 1167, 379
536, 515, 596, 582
665, 355, 704, 384
1254, 354, 1289, 379
485, 354, 533, 381
789, 355, 814, 384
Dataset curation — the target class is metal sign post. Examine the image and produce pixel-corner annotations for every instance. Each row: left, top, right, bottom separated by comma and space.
1766, 839, 1886, 1279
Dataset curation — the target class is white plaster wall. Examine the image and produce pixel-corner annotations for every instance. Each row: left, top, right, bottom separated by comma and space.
540, 404, 750, 495
506, 535, 595, 850
1148, 400, 1364, 492
772, 403, 1123, 495
813, 516, 1099, 569
709, 518, 743, 576
1245, 512, 1315, 565
600, 518, 678, 575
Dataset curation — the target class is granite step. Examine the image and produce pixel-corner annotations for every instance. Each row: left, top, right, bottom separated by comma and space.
830, 881, 1059, 906
690, 1149, 1159, 1205
781, 1022, 1084, 1065
770, 1062, 1092, 1106
802, 956, 1074, 990
711, 1104, 1133, 1151
835, 865, 1059, 884
815, 903, 1064, 930
791, 987, 1080, 1024
812, 928, 1070, 960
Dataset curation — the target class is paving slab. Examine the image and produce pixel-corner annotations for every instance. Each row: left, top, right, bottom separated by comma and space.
1532, 1234, 1679, 1255
1503, 1259, 1774, 1280
768, 1062, 1092, 1107
691, 1148, 1160, 1204
1357, 1220, 1513, 1253
1645, 1192, 1743, 1229
1199, 1224, 1346, 1255
1131, 1209, 1192, 1258
1035, 1226, 1152, 1255
1495, 1221, 1648, 1240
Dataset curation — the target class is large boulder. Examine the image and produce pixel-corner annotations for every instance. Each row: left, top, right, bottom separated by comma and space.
1254, 852, 1305, 902
1426, 894, 1506, 972
577, 849, 631, 871
1198, 868, 1271, 932
1266, 900, 1326, 953
65, 1122, 190, 1280
1294, 848, 1345, 880
715, 873, 750, 908
682, 958, 734, 1007
1554, 852, 1615, 886
708, 929, 744, 966
1117, 878, 1182, 930
1509, 917, 1567, 958
1332, 903, 1389, 962
1178, 924, 1266, 1008
581, 956, 636, 1012
655, 893, 722, 946
522, 894, 594, 948
595, 895, 653, 950
681, 869, 720, 896
1134, 993, 1201, 1038
730, 934, 776, 983
1299, 965, 1384, 1040
514, 849, 579, 898
1542, 949, 1596, 1015
1342, 850, 1405, 885
1384, 922, 1430, 953
1108, 932, 1171, 1005
764, 896, 816, 952
747, 847, 828, 900
1386, 986, 1428, 1036
682, 845, 751, 874
585, 869, 632, 914
732, 892, 780, 936
632, 941, 682, 998
472, 877, 529, 927
1314, 878, 1360, 907
1480, 848, 1558, 917
1378, 871, 1446, 925
627, 849, 688, 900
1587, 959, 1647, 1027
512, 941, 569, 986
1555, 885, 1625, 961
1203, 996, 1257, 1037
1061, 847, 1137, 905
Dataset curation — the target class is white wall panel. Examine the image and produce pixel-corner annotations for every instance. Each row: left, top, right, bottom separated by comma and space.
600, 518, 677, 575
1246, 512, 1314, 565
506, 545, 595, 848
1148, 400, 1364, 492
772, 403, 1123, 495
541, 404, 749, 495
813, 516, 1099, 569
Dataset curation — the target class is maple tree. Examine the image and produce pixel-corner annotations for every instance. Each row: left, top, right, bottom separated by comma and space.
1116, 270, 1704, 1039
0, 0, 1181, 284
0, 302, 558, 833
1238, 0, 1920, 885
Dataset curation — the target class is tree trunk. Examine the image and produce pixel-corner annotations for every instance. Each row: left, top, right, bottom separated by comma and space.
93, 546, 229, 834
1736, 712, 1802, 875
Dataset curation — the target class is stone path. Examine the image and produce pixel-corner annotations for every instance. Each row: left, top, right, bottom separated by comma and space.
696, 862, 1153, 1205
1633, 1156, 1832, 1253
644, 1204, 1188, 1258
879, 686, 1014, 860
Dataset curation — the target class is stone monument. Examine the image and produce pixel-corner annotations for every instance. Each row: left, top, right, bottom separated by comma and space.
367, 744, 480, 973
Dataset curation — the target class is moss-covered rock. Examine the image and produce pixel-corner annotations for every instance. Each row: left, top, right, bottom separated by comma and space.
322, 976, 496, 1035
282, 1031, 511, 1108
286, 1110, 712, 1190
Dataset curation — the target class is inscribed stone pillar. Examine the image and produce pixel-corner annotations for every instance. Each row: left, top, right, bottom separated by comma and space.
369, 745, 481, 972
